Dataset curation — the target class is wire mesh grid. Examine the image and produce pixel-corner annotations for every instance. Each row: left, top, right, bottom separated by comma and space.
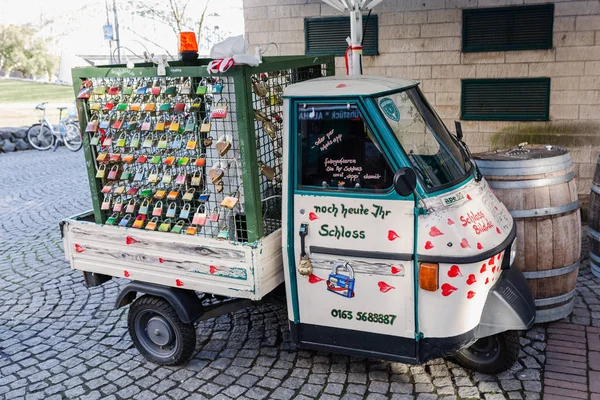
251, 64, 330, 236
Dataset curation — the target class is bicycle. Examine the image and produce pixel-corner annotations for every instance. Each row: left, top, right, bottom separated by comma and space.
27, 103, 82, 151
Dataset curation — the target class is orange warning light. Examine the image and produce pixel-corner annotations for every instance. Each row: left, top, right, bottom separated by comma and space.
179, 31, 198, 53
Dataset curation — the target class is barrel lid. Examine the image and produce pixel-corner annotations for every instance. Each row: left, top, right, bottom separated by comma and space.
474, 144, 568, 161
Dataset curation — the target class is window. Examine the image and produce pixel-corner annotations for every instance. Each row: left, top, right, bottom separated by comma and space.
377, 88, 472, 190
305, 16, 378, 56
462, 4, 554, 53
297, 103, 393, 191
461, 78, 550, 121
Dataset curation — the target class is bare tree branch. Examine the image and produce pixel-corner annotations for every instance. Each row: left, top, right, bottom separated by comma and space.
122, 26, 175, 58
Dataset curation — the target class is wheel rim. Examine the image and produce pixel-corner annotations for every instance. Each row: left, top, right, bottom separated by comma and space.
28, 126, 53, 149
64, 125, 82, 149
459, 336, 501, 364
134, 309, 177, 358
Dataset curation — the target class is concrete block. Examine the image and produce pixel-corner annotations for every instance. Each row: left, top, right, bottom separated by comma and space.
462, 52, 506, 64
422, 37, 462, 51
432, 65, 476, 79
268, 30, 303, 44
244, 7, 268, 20
246, 19, 278, 33
427, 9, 461, 23
478, 121, 518, 133
579, 76, 600, 90
405, 11, 428, 24
409, 0, 446, 11
551, 76, 580, 91
504, 50, 555, 63
379, 39, 426, 53
279, 18, 304, 31
550, 105, 580, 120
279, 43, 305, 55
580, 105, 600, 119
364, 53, 416, 67
379, 25, 421, 39
476, 64, 529, 78
478, 0, 525, 6
248, 32, 269, 45
551, 90, 600, 105
577, 178, 593, 194
556, 46, 600, 61
420, 23, 461, 38
529, 62, 585, 76
379, 12, 404, 26
553, 32, 595, 47
570, 147, 592, 164
445, 0, 477, 9
585, 61, 600, 75
579, 163, 597, 178
385, 65, 432, 79
554, 17, 576, 32
424, 78, 461, 92
556, 1, 600, 16
415, 51, 461, 65
433, 105, 460, 119
435, 92, 460, 106
576, 15, 600, 31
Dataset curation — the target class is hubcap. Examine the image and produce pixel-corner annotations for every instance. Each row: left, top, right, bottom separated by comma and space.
146, 316, 173, 346
460, 336, 500, 363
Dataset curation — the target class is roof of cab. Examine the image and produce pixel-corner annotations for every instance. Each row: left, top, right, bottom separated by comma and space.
283, 75, 418, 98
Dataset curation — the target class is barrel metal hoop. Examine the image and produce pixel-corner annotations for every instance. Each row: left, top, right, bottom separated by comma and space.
591, 261, 600, 279
478, 162, 572, 177
592, 183, 600, 196
476, 152, 571, 169
521, 261, 579, 279
590, 251, 600, 264
589, 226, 600, 241
534, 288, 576, 307
488, 172, 574, 190
535, 301, 574, 323
510, 200, 579, 219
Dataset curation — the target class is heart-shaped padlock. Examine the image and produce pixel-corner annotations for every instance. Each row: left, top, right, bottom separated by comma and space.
208, 163, 224, 184
203, 136, 213, 147
215, 135, 232, 157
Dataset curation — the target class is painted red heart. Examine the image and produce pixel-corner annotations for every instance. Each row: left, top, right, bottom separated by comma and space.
209, 265, 218, 274
492, 277, 495, 281
378, 281, 395, 293
467, 194, 472, 200
441, 283, 457, 297
175, 279, 184, 287
124, 270, 130, 278
495, 206, 499, 210
460, 238, 470, 248
391, 266, 402, 275
74, 244, 84, 253
309, 274, 324, 284
125, 236, 138, 245
477, 242, 483, 250
429, 226, 443, 237
336, 83, 348, 88
424, 241, 434, 250
492, 266, 497, 273
480, 264, 487, 273
447, 265, 462, 278
496, 227, 501, 234
308, 212, 318, 221
467, 291, 476, 299
485, 277, 490, 285
159, 258, 165, 263
447, 218, 455, 225
388, 230, 400, 241
466, 274, 476, 285
488, 256, 495, 266
497, 253, 502, 261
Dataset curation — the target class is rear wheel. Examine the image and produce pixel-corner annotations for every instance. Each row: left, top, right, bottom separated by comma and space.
454, 331, 520, 374
127, 295, 196, 366
27, 123, 54, 151
63, 123, 82, 151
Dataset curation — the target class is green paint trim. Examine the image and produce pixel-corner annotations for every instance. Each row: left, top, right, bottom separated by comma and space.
413, 201, 421, 341
282, 84, 419, 100
233, 67, 264, 242
287, 101, 301, 324
304, 16, 379, 56
461, 78, 551, 121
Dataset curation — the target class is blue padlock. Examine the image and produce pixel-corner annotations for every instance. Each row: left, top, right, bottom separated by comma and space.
212, 79, 223, 94
327, 262, 355, 298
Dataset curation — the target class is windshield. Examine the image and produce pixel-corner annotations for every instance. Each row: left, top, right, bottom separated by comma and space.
376, 87, 472, 190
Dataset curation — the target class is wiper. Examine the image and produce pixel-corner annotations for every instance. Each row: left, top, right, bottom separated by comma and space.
453, 121, 482, 182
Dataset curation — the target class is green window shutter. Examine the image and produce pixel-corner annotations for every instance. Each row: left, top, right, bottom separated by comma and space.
305, 16, 378, 56
462, 4, 554, 53
461, 78, 551, 121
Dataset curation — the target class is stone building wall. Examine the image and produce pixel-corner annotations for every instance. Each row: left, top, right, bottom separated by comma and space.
244, 0, 600, 209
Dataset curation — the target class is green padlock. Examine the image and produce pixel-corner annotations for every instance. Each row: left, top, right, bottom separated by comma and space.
149, 155, 162, 164
171, 220, 185, 234
106, 212, 119, 225
140, 188, 153, 197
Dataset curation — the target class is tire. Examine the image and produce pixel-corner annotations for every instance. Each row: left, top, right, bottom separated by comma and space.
27, 123, 54, 151
63, 123, 82, 151
127, 295, 196, 366
454, 331, 520, 374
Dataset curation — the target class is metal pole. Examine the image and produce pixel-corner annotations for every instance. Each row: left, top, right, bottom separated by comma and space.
105, 0, 113, 63
113, 0, 121, 63
349, 9, 363, 76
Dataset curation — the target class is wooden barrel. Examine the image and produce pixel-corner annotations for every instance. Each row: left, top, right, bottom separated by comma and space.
475, 145, 581, 323
588, 157, 600, 278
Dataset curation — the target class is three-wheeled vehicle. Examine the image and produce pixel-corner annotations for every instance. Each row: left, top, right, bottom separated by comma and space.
62, 64, 535, 373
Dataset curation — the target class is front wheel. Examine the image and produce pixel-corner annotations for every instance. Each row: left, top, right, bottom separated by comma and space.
63, 123, 82, 151
27, 123, 54, 151
454, 331, 520, 374
127, 295, 196, 366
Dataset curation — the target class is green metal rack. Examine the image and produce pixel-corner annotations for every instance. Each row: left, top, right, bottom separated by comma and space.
71, 55, 335, 243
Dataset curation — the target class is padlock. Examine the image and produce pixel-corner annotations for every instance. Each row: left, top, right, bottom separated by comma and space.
202, 136, 213, 147
101, 183, 113, 194
120, 168, 132, 181
114, 185, 125, 195
119, 214, 132, 227
136, 154, 148, 164
326, 262, 356, 298
215, 180, 224, 193
132, 214, 146, 229
158, 219, 172, 232
192, 205, 207, 226
105, 212, 119, 225
217, 224, 229, 240
180, 79, 191, 95
143, 133, 154, 148
166, 202, 177, 218
107, 166, 119, 180
116, 101, 127, 111
184, 115, 195, 132
116, 133, 127, 148
140, 188, 153, 197
90, 132, 101, 146
151, 85, 161, 96
185, 225, 198, 235
258, 160, 275, 181
133, 169, 144, 182
191, 171, 202, 186
152, 201, 164, 217
126, 200, 137, 214
159, 102, 171, 112
139, 200, 150, 215
210, 207, 220, 223
211, 99, 228, 119
173, 101, 186, 113
171, 135, 183, 149
155, 116, 166, 131
175, 172, 187, 185
93, 81, 107, 96
148, 168, 159, 183
215, 135, 232, 157
101, 195, 111, 210
154, 189, 166, 199
127, 187, 139, 196
179, 203, 191, 219
126, 116, 139, 131
99, 115, 111, 130
220, 192, 239, 209
252, 77, 268, 98
109, 153, 121, 163
263, 120, 277, 140
96, 152, 108, 163
189, 98, 201, 112
177, 157, 190, 166
102, 134, 113, 146
130, 133, 141, 149
86, 115, 99, 133
167, 189, 179, 201
161, 171, 173, 184
169, 117, 180, 132
113, 197, 123, 212
122, 154, 134, 164
196, 79, 208, 95
194, 155, 206, 167
186, 134, 198, 150
149, 155, 162, 164
164, 156, 176, 166
182, 188, 195, 201
145, 217, 159, 231
112, 115, 125, 130
298, 256, 313, 276
208, 163, 224, 184
211, 79, 224, 94
198, 190, 210, 203
200, 117, 211, 133
157, 135, 168, 149
171, 220, 185, 234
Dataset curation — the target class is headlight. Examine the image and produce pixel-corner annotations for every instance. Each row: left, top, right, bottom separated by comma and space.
509, 240, 517, 266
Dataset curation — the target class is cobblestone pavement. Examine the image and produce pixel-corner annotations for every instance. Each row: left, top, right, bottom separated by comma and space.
2, 148, 589, 400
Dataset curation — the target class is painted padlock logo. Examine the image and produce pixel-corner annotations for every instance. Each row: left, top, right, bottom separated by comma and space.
327, 262, 355, 298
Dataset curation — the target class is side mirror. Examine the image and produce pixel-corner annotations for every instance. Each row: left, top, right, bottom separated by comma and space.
454, 121, 463, 141
393, 167, 417, 197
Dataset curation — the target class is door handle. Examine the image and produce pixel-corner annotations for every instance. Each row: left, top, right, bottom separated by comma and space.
299, 223, 308, 257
